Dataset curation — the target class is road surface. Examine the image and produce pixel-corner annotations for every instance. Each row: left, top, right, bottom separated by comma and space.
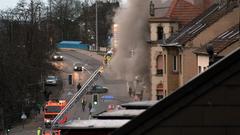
8, 49, 132, 135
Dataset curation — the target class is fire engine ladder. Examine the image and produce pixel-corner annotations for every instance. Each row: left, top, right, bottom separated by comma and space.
51, 66, 103, 128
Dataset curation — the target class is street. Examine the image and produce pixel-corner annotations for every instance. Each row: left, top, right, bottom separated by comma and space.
8, 49, 132, 135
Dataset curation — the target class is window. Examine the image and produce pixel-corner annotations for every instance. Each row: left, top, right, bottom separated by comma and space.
156, 55, 163, 75
157, 26, 163, 40
198, 66, 202, 73
164, 55, 166, 74
179, 55, 182, 73
203, 67, 207, 71
45, 106, 61, 113
156, 83, 163, 100
173, 56, 177, 72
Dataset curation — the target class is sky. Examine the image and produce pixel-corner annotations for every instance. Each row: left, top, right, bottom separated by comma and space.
0, 0, 127, 10
0, 0, 20, 10
0, 0, 47, 10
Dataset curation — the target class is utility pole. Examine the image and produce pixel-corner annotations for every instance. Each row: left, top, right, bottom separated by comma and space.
95, 0, 98, 51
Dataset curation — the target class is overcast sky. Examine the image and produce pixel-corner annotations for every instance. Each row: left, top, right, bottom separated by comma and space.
0, 0, 47, 10
0, 0, 127, 10
0, 0, 20, 10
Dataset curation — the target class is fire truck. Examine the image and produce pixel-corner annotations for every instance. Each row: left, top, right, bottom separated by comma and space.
43, 130, 61, 135
44, 100, 67, 128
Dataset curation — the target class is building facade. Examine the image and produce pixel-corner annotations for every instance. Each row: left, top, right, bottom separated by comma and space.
161, 0, 239, 96
149, 0, 211, 100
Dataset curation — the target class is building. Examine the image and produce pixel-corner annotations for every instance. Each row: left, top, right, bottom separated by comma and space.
112, 48, 240, 135
56, 119, 129, 135
193, 24, 239, 73
149, 0, 213, 100
54, 101, 157, 135
160, 1, 239, 96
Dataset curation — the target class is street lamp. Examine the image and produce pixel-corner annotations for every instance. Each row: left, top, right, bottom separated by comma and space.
95, 0, 98, 51
149, 0, 155, 16
149, 0, 169, 17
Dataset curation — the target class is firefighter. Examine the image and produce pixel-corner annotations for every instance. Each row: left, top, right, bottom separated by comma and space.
37, 127, 42, 135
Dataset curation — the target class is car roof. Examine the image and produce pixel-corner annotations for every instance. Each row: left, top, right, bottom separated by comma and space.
47, 75, 56, 78
74, 62, 82, 65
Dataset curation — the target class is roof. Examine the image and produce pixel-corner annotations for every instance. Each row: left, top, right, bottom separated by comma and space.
55, 119, 129, 129
121, 101, 158, 109
93, 109, 145, 119
112, 48, 240, 135
166, 1, 239, 45
167, 0, 203, 26
150, 0, 206, 26
58, 40, 89, 50
194, 24, 240, 55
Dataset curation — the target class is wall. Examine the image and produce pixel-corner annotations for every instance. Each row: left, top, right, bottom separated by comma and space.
181, 48, 198, 85
163, 47, 180, 95
197, 55, 209, 73
151, 46, 163, 100
150, 23, 178, 41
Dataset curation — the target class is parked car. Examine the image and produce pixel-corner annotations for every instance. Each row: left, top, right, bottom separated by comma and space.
73, 63, 83, 71
45, 76, 58, 86
87, 85, 108, 94
52, 52, 63, 61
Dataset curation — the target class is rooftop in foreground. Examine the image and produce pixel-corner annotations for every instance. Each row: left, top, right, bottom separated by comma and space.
93, 109, 145, 119
121, 100, 158, 109
55, 119, 130, 129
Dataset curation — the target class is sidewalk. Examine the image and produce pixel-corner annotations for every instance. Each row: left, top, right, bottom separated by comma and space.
9, 112, 43, 135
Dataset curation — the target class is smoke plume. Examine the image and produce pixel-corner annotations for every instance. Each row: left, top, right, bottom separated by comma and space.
110, 0, 151, 99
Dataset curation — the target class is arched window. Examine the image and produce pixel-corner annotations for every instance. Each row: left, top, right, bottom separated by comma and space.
156, 55, 163, 75
156, 83, 163, 100
157, 26, 164, 40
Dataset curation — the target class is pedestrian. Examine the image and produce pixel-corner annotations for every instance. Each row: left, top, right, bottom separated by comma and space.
128, 87, 133, 97
77, 82, 82, 91
81, 98, 87, 112
36, 103, 41, 114
88, 102, 92, 113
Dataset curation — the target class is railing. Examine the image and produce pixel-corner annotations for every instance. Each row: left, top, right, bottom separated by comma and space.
51, 67, 102, 128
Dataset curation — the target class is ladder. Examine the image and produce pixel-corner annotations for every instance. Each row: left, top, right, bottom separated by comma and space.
51, 66, 103, 128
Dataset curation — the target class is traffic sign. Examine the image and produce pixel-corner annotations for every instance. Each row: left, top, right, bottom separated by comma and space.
101, 95, 114, 100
